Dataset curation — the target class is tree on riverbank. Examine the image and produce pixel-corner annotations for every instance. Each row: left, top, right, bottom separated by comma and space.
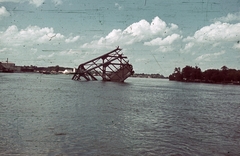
169, 66, 240, 84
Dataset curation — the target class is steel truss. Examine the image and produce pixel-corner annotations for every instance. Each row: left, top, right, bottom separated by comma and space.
72, 47, 134, 82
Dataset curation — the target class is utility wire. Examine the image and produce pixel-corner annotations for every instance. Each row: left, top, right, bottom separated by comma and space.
151, 54, 165, 74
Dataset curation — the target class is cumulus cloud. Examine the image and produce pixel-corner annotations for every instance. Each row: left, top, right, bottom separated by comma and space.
0, 6, 10, 19
0, 25, 64, 46
144, 34, 181, 46
185, 22, 240, 43
0, 0, 62, 7
82, 16, 180, 49
124, 16, 178, 39
182, 22, 240, 53
144, 34, 182, 53
214, 12, 240, 23
65, 36, 80, 43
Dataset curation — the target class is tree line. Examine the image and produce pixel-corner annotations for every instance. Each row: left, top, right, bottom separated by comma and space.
169, 65, 240, 84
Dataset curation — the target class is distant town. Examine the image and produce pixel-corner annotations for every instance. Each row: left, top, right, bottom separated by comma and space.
0, 59, 75, 74
0, 59, 167, 79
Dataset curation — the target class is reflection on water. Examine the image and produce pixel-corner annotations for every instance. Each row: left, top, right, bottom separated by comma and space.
0, 73, 240, 156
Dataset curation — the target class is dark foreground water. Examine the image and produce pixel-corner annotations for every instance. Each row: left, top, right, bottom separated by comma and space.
0, 73, 240, 156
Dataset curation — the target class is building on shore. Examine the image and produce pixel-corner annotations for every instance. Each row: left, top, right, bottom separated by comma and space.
0, 59, 15, 72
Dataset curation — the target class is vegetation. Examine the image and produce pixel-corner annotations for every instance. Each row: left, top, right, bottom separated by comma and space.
132, 73, 166, 79
169, 65, 240, 84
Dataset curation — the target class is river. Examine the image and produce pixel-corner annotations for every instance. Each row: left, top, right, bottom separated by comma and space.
0, 73, 239, 156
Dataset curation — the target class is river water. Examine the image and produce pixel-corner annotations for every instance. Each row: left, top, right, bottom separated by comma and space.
0, 73, 240, 156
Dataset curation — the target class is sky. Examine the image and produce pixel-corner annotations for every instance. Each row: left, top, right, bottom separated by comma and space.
0, 0, 240, 76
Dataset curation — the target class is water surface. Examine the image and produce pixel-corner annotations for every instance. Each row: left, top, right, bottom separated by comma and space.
0, 73, 240, 156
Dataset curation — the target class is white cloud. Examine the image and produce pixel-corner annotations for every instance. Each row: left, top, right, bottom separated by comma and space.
214, 12, 240, 23
115, 3, 123, 10
186, 22, 240, 43
59, 49, 80, 56
52, 0, 63, 6
0, 0, 63, 7
183, 42, 194, 51
65, 36, 80, 43
195, 53, 211, 61
182, 22, 240, 53
37, 53, 55, 59
144, 34, 181, 46
0, 6, 10, 19
82, 16, 180, 49
195, 51, 225, 61
0, 25, 64, 46
0, 47, 7, 53
124, 16, 178, 39
29, 0, 44, 7
0, 0, 45, 7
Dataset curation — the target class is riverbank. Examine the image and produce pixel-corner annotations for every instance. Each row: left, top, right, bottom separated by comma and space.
169, 65, 240, 86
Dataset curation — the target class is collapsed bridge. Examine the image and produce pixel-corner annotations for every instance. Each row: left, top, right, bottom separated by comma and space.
72, 47, 134, 82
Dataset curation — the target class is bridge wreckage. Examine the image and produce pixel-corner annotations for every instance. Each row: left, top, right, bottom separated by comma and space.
72, 47, 134, 82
